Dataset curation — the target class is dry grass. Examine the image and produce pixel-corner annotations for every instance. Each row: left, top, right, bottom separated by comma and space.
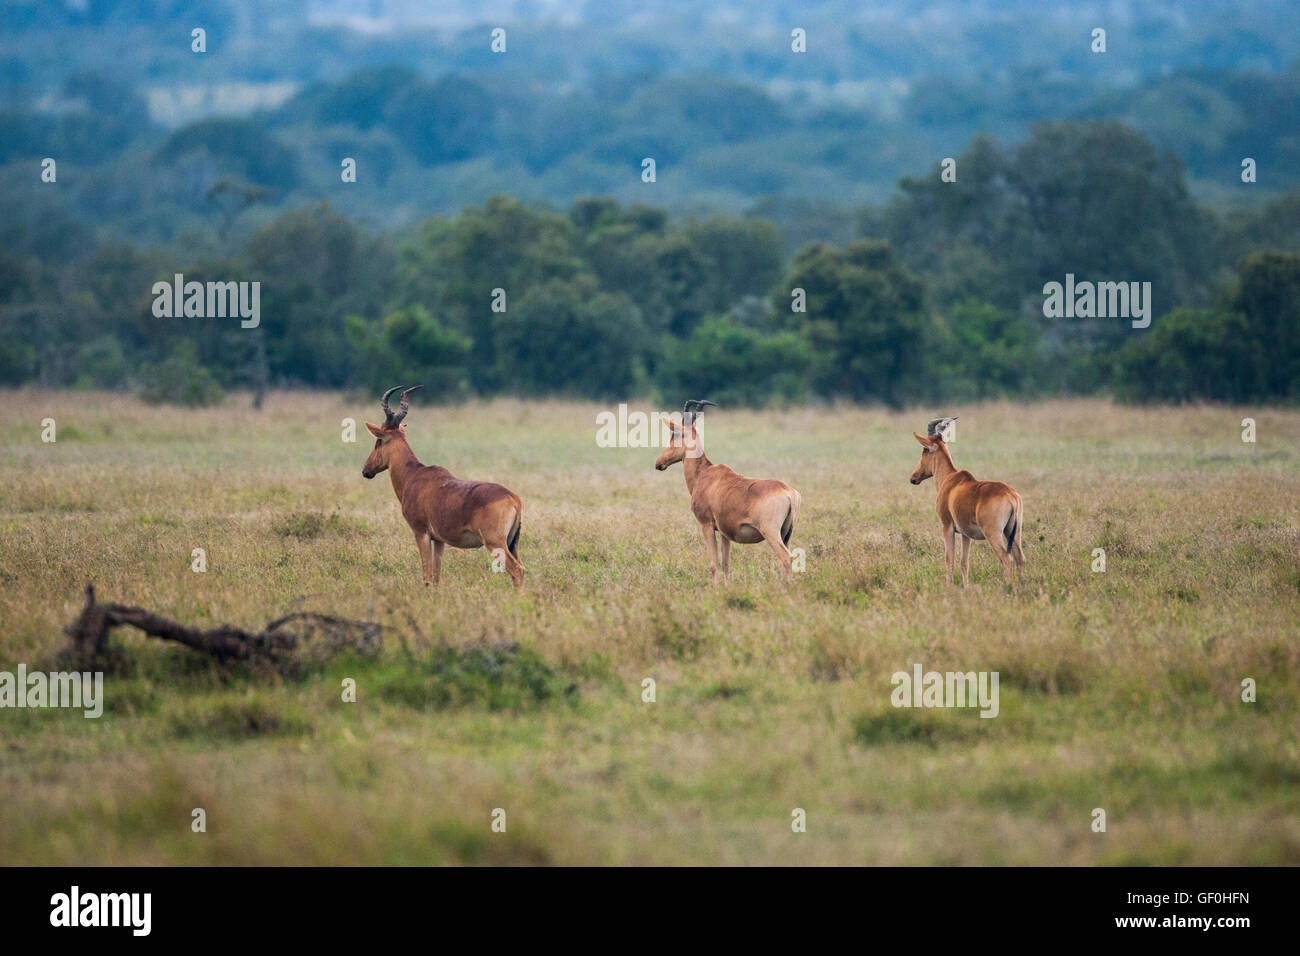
0, 391, 1297, 864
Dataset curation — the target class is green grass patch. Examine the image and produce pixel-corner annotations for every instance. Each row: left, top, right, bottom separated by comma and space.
350, 644, 576, 712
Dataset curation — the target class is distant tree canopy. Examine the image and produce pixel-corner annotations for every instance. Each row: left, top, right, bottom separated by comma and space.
5, 54, 1299, 248
0, 72, 150, 164
778, 239, 927, 406
879, 123, 1217, 317
345, 305, 472, 397
246, 203, 395, 387
1115, 252, 1300, 403
4, 119, 1299, 407
154, 117, 301, 198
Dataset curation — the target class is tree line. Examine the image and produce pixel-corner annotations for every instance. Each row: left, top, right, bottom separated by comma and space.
1, 121, 1296, 407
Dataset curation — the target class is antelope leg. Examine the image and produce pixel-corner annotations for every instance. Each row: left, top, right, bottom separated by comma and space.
701, 524, 720, 581
431, 538, 444, 584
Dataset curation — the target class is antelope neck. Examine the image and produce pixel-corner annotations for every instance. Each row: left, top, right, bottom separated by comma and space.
683, 448, 712, 495
386, 438, 423, 502
931, 444, 959, 498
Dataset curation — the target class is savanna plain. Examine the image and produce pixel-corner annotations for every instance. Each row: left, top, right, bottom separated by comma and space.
0, 392, 1296, 865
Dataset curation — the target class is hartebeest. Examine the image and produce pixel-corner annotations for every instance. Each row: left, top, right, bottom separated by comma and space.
910, 416, 1024, 585
656, 400, 802, 582
362, 385, 524, 589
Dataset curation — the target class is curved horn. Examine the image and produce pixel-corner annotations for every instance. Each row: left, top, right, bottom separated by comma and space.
682, 399, 717, 414
380, 385, 406, 426
681, 399, 716, 424
391, 384, 423, 426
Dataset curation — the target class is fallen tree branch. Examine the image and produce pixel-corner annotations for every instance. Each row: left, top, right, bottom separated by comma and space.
65, 584, 382, 672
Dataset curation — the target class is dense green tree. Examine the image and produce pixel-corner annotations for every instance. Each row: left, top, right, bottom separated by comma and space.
582, 224, 711, 338
778, 239, 927, 406
246, 204, 395, 386
1007, 122, 1214, 306
1233, 251, 1300, 399
400, 196, 586, 390
659, 315, 813, 407
928, 300, 1043, 400
0, 255, 37, 382
1113, 307, 1254, 402
880, 134, 1028, 309
1222, 190, 1300, 261
345, 305, 473, 397
881, 123, 1218, 323
492, 278, 647, 398
1114, 252, 1300, 402
685, 218, 784, 314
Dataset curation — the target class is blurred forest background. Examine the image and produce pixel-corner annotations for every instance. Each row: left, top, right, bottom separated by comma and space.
1, 0, 1297, 407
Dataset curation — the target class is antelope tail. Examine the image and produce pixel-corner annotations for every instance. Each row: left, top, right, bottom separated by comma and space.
508, 504, 522, 560
781, 489, 801, 546
1006, 495, 1022, 550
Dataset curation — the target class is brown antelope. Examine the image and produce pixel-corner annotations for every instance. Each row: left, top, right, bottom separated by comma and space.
362, 385, 524, 589
910, 416, 1024, 585
656, 400, 802, 582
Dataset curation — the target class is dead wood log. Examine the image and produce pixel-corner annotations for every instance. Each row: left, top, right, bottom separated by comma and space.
65, 584, 382, 672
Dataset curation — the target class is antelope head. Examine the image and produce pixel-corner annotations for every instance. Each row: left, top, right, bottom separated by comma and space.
910, 416, 957, 484
655, 399, 715, 470
361, 384, 422, 478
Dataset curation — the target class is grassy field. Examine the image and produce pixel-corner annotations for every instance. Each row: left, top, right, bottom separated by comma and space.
0, 391, 1297, 865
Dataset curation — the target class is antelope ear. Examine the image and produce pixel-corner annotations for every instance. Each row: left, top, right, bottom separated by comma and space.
365, 421, 385, 438
913, 432, 931, 446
